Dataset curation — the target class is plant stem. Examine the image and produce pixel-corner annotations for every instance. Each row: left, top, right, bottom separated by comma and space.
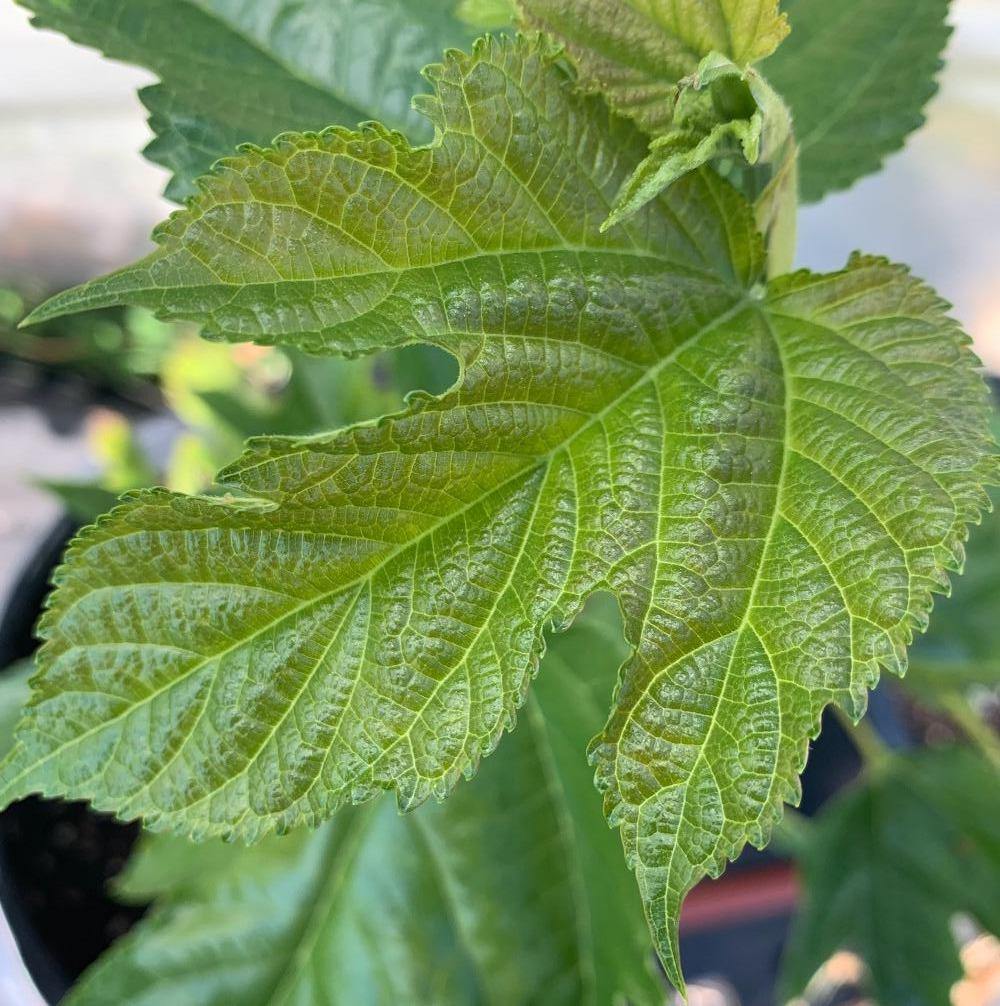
940, 691, 1000, 769
757, 146, 798, 277
830, 703, 889, 768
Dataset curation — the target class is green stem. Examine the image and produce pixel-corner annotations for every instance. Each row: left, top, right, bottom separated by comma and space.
830, 703, 889, 768
940, 691, 1000, 769
740, 65, 799, 276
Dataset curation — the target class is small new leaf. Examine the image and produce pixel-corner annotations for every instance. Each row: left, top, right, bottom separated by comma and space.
3, 37, 995, 988
602, 53, 761, 230
516, 0, 791, 230
781, 747, 1000, 1005
602, 52, 796, 250
516, 0, 788, 133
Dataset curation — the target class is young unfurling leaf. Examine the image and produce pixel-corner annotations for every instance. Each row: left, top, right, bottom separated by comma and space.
515, 0, 793, 232
515, 0, 788, 130
601, 51, 796, 272
514, 0, 953, 220
3, 35, 995, 990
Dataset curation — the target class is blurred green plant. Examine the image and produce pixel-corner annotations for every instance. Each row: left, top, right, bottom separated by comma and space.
781, 745, 1000, 1006
30, 316, 456, 517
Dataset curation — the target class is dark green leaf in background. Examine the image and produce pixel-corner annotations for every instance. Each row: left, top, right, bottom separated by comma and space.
780, 747, 1000, 1005
18, 0, 476, 200
763, 0, 953, 202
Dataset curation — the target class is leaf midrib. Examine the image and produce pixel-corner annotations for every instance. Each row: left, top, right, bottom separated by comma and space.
26, 246, 727, 329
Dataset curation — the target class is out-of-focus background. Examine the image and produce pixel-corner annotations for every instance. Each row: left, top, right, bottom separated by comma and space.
1, 2, 999, 1004
1, 1, 164, 606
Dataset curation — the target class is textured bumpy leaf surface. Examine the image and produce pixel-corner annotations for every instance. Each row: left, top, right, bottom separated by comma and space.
5, 37, 996, 987
64, 617, 660, 1006
781, 747, 1000, 1005
18, 0, 474, 200
762, 0, 952, 202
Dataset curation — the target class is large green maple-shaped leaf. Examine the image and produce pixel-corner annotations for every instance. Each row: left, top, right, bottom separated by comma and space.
63, 616, 660, 1006
780, 747, 1000, 1005
762, 0, 952, 203
18, 0, 474, 200
4, 36, 996, 988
